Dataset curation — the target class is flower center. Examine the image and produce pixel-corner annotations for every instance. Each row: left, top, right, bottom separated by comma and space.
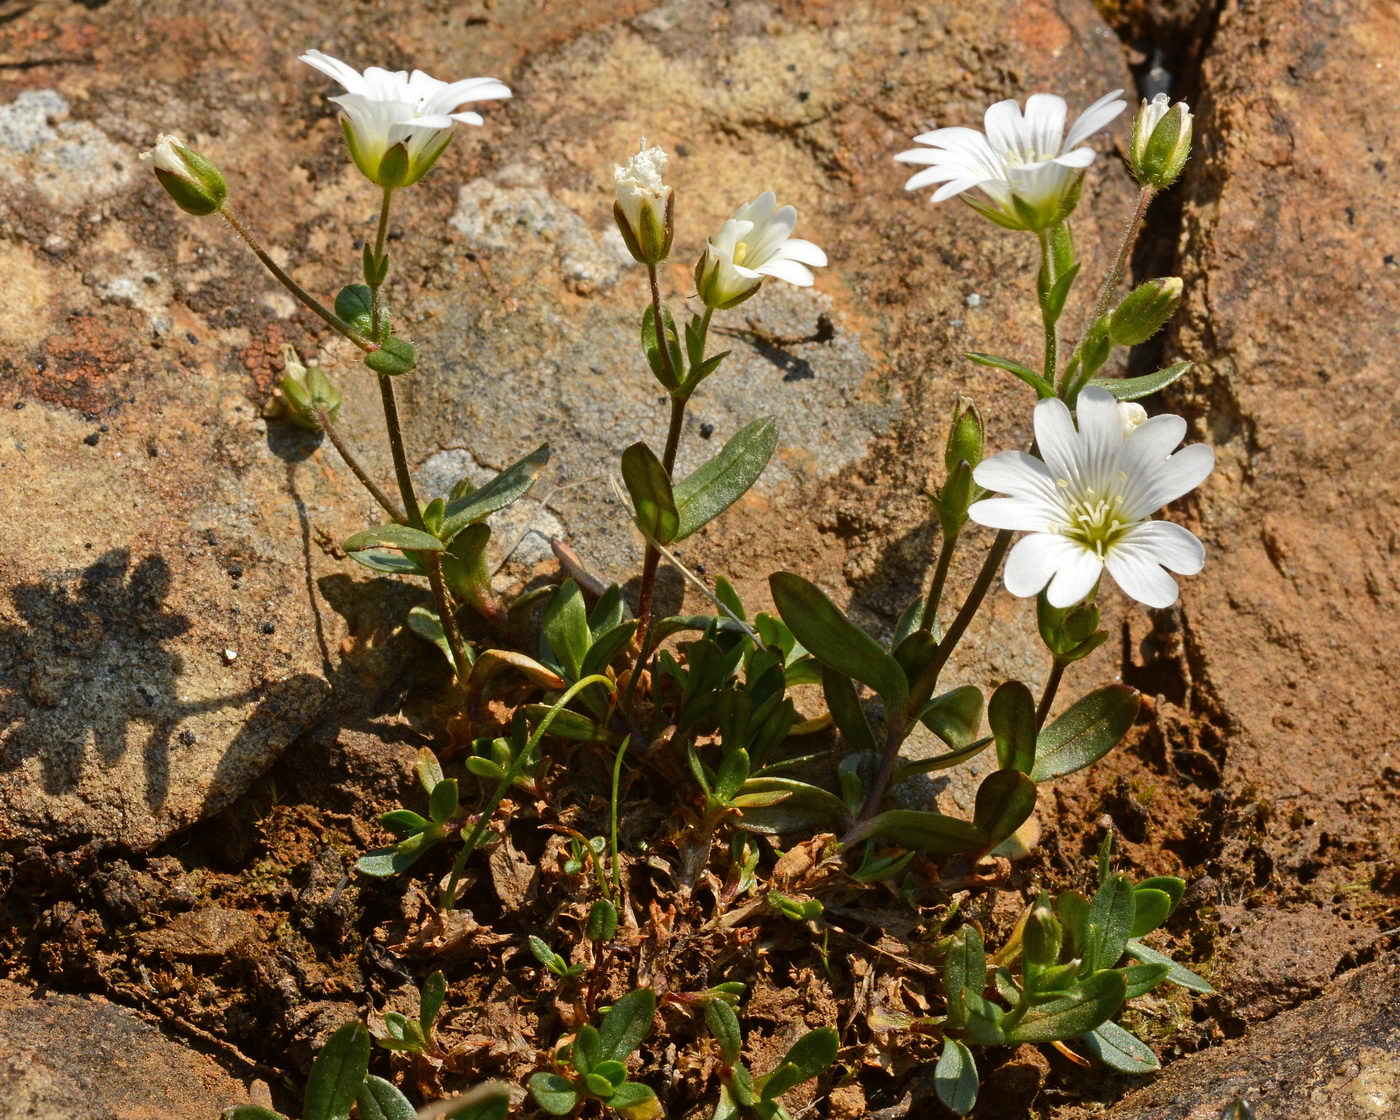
1059, 485, 1132, 557
732, 240, 751, 266
1003, 146, 1053, 170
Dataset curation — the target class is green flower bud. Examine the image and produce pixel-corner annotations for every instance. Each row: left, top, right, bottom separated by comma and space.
1023, 899, 1063, 969
278, 346, 342, 430
614, 145, 674, 265
1063, 601, 1100, 643
944, 398, 984, 477
141, 134, 227, 216
1130, 94, 1193, 190
1110, 276, 1184, 346
1217, 1098, 1255, 1120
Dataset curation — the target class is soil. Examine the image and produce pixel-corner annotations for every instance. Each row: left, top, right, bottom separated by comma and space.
2, 1, 1398, 1119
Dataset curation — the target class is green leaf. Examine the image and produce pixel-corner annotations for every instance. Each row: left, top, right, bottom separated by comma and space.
1123, 961, 1171, 999
354, 828, 442, 878
343, 524, 443, 553
1081, 1021, 1161, 1073
918, 685, 984, 749
988, 681, 1037, 772
942, 926, 985, 1031
356, 1076, 415, 1120
1137, 875, 1186, 918
1125, 939, 1215, 994
520, 705, 611, 743
431, 1086, 512, 1120
573, 1024, 602, 1074
621, 442, 679, 545
598, 988, 656, 1062
593, 1060, 628, 1088
225, 1110, 287, 1120
769, 573, 908, 715
822, 668, 877, 756
420, 971, 447, 1031
972, 769, 1038, 848
406, 605, 454, 667
439, 443, 550, 542
364, 336, 417, 376
380, 809, 429, 838
934, 1038, 978, 1116
542, 580, 591, 682
1056, 889, 1090, 953
427, 778, 459, 825
1089, 361, 1191, 401
1042, 261, 1082, 323
965, 352, 1055, 398
1030, 685, 1140, 782
672, 418, 778, 540
1130, 888, 1174, 938
731, 777, 852, 834
705, 998, 743, 1065
609, 1081, 661, 1120
440, 523, 493, 619
416, 748, 444, 792
1004, 970, 1127, 1043
334, 284, 374, 336
1085, 873, 1137, 972
304, 1022, 370, 1120
587, 899, 619, 943
346, 548, 424, 576
642, 302, 683, 390
528, 1072, 580, 1116
892, 736, 992, 781
760, 1028, 838, 1099
844, 809, 987, 854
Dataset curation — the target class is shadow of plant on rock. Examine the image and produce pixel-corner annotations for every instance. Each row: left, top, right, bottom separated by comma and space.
0, 548, 269, 812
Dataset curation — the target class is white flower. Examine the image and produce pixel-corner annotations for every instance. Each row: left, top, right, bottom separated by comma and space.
1130, 93, 1193, 189
300, 49, 510, 188
894, 89, 1127, 230
968, 387, 1214, 609
613, 144, 673, 264
695, 191, 828, 309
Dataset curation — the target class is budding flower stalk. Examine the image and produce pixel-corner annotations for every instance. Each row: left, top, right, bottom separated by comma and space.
614, 144, 674, 265
695, 191, 827, 310
1130, 93, 1192, 189
1109, 276, 1184, 345
141, 134, 227, 215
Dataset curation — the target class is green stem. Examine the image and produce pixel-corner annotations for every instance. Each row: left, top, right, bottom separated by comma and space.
921, 524, 961, 634
376, 373, 469, 679
442, 674, 617, 909
370, 186, 393, 340
610, 734, 632, 899
1036, 659, 1066, 730
219, 206, 374, 352
646, 262, 680, 388
1037, 226, 1062, 379
1060, 185, 1156, 396
315, 410, 405, 523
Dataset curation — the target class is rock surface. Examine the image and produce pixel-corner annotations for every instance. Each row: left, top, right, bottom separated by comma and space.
0, 0, 1135, 848
0, 983, 252, 1119
1112, 952, 1400, 1119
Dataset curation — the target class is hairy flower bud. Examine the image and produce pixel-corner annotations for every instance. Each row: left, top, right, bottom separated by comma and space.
614, 144, 674, 265
1110, 276, 1183, 346
141, 134, 227, 215
278, 345, 341, 430
944, 398, 985, 476
1130, 93, 1192, 189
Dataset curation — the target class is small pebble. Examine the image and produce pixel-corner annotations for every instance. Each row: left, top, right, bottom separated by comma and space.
261, 621, 276, 635
965, 292, 983, 309
83, 432, 100, 446
221, 649, 238, 664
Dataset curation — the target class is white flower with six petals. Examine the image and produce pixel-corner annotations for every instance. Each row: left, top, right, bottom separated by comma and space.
300, 49, 511, 188
695, 191, 828, 309
894, 89, 1127, 230
968, 386, 1213, 609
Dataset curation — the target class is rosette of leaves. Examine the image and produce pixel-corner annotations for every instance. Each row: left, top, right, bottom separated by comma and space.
355, 749, 461, 878
703, 999, 838, 1120
929, 840, 1213, 1115
224, 1021, 509, 1120
374, 971, 447, 1057
529, 989, 661, 1119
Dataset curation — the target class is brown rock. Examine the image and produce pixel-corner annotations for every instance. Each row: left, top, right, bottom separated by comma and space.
0, 983, 252, 1119
1111, 952, 1400, 1119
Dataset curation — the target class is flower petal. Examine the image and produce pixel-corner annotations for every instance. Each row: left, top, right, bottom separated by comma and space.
1003, 533, 1098, 602
967, 495, 1062, 532
1063, 88, 1127, 151
1045, 546, 1104, 608
1116, 520, 1205, 574
1022, 93, 1068, 157
755, 257, 814, 286
1032, 395, 1080, 485
1073, 386, 1124, 491
1127, 442, 1215, 516
1104, 542, 1181, 608
974, 449, 1061, 505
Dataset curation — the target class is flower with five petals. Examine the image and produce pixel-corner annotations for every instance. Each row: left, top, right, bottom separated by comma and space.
694, 191, 827, 309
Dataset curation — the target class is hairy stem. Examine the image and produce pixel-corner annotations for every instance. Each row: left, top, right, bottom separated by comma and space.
1038, 226, 1061, 379
921, 524, 961, 635
219, 206, 373, 352
370, 186, 393, 339
1036, 659, 1066, 730
315, 410, 405, 523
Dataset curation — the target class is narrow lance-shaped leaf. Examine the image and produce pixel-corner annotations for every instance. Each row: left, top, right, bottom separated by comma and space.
934, 1038, 979, 1116
439, 443, 550, 541
621, 442, 679, 545
673, 418, 778, 540
844, 809, 987, 854
303, 1022, 371, 1120
988, 680, 1036, 772
343, 524, 443, 553
770, 573, 908, 715
1003, 970, 1127, 1043
1031, 685, 1140, 782
597, 988, 657, 1062
355, 1076, 416, 1120
1081, 1021, 1161, 1074
1089, 361, 1192, 401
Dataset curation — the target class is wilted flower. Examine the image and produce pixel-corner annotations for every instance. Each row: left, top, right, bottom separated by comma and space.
968, 386, 1214, 608
1130, 93, 1192, 189
894, 89, 1127, 230
141, 133, 227, 215
695, 191, 827, 309
614, 144, 673, 265
300, 49, 510, 188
